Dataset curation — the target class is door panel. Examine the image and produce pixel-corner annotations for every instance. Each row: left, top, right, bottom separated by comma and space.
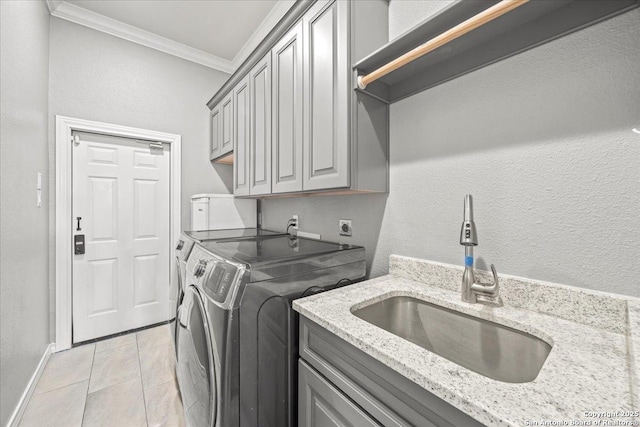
221, 94, 234, 156
88, 258, 117, 315
303, 0, 350, 191
210, 104, 222, 160
272, 22, 303, 193
250, 54, 272, 196
299, 360, 380, 427
134, 254, 158, 306
233, 76, 251, 196
88, 177, 117, 240
72, 131, 171, 343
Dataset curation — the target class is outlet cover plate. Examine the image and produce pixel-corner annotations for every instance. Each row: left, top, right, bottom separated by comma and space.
339, 220, 352, 236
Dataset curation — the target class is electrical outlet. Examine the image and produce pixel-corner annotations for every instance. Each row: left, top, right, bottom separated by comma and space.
292, 215, 299, 230
339, 219, 352, 236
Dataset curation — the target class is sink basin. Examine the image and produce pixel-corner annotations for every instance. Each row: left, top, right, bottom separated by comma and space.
351, 296, 552, 383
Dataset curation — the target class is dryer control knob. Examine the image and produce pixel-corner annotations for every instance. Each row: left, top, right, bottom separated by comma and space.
194, 260, 207, 278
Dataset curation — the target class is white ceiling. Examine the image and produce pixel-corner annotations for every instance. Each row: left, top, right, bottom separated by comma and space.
47, 0, 295, 73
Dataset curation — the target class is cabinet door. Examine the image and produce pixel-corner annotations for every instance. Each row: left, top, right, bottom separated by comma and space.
302, 0, 350, 191
233, 76, 250, 196
220, 92, 234, 156
249, 54, 272, 196
299, 360, 380, 427
209, 104, 221, 160
271, 21, 303, 194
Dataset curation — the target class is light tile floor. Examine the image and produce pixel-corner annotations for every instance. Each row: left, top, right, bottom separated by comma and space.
20, 325, 185, 427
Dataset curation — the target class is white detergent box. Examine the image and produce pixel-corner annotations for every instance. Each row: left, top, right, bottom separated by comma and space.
190, 194, 256, 231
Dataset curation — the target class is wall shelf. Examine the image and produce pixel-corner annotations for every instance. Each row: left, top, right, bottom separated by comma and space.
354, 0, 639, 104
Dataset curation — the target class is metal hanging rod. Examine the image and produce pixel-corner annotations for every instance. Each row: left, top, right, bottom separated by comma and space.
357, 0, 530, 90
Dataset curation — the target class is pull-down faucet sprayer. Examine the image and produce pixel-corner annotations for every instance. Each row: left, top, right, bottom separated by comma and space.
459, 195, 503, 307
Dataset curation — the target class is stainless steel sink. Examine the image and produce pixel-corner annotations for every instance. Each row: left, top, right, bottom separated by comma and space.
351, 296, 552, 383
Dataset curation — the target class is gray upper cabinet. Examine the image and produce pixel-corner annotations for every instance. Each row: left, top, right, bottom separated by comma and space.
271, 21, 304, 194
249, 54, 272, 196
220, 92, 234, 156
208, 0, 389, 198
302, 0, 350, 191
233, 75, 250, 196
209, 104, 221, 160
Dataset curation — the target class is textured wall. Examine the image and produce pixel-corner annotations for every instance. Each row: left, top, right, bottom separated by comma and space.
263, 5, 640, 298
48, 18, 232, 340
388, 0, 452, 40
0, 1, 52, 424
48, 17, 232, 231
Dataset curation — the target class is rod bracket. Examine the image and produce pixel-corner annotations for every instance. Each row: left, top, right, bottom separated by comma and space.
357, 75, 367, 90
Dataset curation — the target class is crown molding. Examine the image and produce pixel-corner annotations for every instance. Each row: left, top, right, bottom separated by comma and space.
46, 1, 235, 74
46, 0, 63, 15
231, 0, 295, 68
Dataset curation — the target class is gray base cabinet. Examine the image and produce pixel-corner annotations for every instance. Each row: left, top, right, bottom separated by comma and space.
298, 317, 486, 427
299, 360, 380, 427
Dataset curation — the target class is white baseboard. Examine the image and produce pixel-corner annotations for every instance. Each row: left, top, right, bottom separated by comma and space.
6, 343, 54, 427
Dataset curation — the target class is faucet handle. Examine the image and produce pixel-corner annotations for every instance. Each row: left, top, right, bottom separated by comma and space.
490, 264, 499, 288
471, 264, 500, 296
472, 264, 503, 307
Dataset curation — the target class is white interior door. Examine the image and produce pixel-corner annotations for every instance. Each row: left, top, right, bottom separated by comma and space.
72, 131, 171, 343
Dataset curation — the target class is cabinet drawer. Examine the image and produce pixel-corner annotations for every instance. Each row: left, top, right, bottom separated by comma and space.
299, 359, 381, 427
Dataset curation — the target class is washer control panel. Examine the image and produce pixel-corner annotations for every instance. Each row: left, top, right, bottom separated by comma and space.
187, 244, 239, 304
203, 263, 237, 303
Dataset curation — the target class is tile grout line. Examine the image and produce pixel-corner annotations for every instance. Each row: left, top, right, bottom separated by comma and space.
31, 377, 90, 398
94, 339, 137, 354
80, 344, 97, 427
32, 345, 95, 398
136, 339, 173, 352
135, 333, 150, 427
86, 343, 142, 395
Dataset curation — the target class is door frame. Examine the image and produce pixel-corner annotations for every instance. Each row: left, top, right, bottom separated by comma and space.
55, 115, 181, 351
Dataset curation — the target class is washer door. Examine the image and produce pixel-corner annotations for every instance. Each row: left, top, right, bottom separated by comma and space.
177, 285, 216, 427
171, 257, 183, 357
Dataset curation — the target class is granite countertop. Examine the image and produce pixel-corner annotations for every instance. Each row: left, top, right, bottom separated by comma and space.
293, 255, 640, 427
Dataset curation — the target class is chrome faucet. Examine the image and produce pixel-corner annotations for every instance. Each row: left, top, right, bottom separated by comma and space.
459, 195, 503, 307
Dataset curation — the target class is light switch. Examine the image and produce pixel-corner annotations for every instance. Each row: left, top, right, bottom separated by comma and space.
37, 172, 42, 207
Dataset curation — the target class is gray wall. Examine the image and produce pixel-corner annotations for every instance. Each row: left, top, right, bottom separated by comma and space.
263, 5, 640, 298
0, 1, 52, 424
48, 17, 233, 232
388, 0, 451, 40
48, 17, 233, 339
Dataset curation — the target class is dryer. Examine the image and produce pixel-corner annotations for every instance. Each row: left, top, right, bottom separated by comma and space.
176, 235, 365, 427
172, 229, 284, 356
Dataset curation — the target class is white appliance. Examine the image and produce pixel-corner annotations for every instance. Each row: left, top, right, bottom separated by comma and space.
190, 194, 256, 231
